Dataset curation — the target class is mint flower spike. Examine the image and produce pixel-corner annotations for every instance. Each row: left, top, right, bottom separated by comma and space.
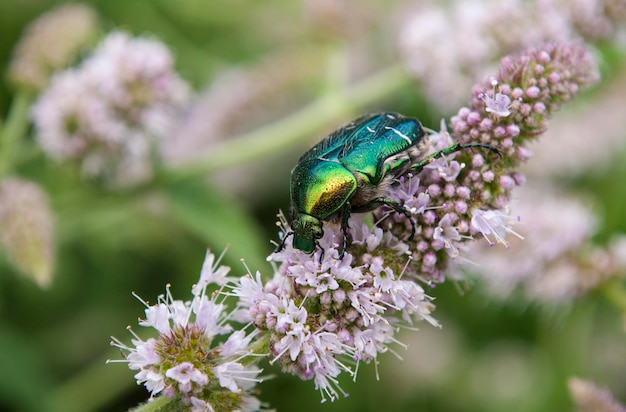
449, 41, 598, 249
109, 250, 266, 412
251, 214, 439, 402
369, 41, 600, 284
453, 42, 600, 157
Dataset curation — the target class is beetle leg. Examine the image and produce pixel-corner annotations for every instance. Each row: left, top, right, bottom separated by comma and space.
352, 198, 416, 242
338, 202, 351, 259
274, 231, 293, 253
316, 240, 325, 263
410, 142, 501, 174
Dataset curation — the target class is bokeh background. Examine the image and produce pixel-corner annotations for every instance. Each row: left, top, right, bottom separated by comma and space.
0, 1, 625, 411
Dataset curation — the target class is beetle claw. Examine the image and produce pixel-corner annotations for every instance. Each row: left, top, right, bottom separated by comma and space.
407, 216, 416, 242
339, 232, 348, 260
316, 240, 325, 264
338, 245, 346, 260
274, 232, 293, 253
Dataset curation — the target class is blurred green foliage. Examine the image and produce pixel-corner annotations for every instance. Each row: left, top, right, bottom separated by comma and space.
0, 1, 625, 411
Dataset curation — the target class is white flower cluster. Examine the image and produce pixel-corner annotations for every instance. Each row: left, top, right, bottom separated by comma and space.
234, 216, 439, 402
111, 251, 264, 411
32, 31, 190, 186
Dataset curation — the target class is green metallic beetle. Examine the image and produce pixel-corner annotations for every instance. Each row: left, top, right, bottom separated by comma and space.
277, 112, 497, 257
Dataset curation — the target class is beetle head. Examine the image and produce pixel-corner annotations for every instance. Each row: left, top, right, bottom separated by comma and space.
292, 213, 323, 254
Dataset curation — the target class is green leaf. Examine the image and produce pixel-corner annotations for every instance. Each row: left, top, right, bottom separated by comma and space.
164, 178, 271, 274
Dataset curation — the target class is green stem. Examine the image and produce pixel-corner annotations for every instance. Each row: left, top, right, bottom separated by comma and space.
166, 63, 412, 181
0, 90, 34, 178
601, 279, 626, 313
130, 396, 174, 412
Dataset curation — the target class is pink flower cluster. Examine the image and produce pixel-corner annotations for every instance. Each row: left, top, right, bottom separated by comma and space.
369, 42, 599, 283
245, 215, 438, 401
32, 31, 189, 186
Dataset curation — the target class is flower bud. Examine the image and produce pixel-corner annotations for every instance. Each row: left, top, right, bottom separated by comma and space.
0, 178, 54, 288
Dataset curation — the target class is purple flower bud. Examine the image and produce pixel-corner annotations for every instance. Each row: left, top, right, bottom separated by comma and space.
548, 72, 561, 84
455, 201, 468, 214
472, 153, 485, 167
456, 186, 471, 199
498, 175, 516, 189
444, 184, 455, 197
468, 170, 481, 181
511, 87, 524, 99
423, 211, 437, 225
428, 184, 441, 197
538, 51, 551, 64
512, 172, 526, 185
482, 170, 495, 182
423, 252, 437, 267
494, 126, 507, 138
525, 86, 541, 98
479, 118, 493, 131
506, 124, 521, 137
467, 111, 482, 125
417, 240, 429, 252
